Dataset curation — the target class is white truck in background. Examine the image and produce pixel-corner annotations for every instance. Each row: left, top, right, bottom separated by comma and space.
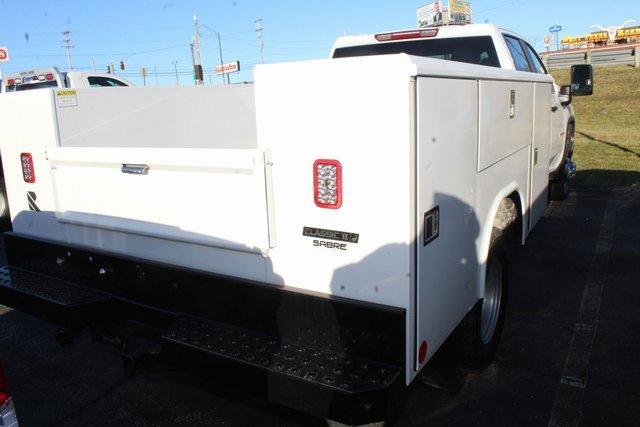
2, 67, 132, 92
0, 67, 132, 222
0, 24, 592, 425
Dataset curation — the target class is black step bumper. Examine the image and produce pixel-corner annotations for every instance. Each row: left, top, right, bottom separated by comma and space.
0, 233, 406, 424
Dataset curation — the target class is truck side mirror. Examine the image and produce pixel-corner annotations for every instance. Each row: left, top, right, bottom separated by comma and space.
560, 85, 572, 106
571, 64, 593, 96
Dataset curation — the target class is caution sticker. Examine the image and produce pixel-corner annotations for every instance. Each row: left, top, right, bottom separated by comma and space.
57, 89, 78, 107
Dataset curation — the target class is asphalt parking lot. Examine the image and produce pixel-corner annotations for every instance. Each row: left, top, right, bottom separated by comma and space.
1, 184, 639, 426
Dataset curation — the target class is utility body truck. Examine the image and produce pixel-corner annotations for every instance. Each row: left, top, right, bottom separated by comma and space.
0, 68, 132, 222
0, 24, 592, 424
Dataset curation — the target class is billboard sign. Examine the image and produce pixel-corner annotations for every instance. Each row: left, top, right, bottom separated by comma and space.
448, 0, 472, 25
0, 47, 9, 62
418, 1, 471, 28
215, 61, 240, 75
615, 26, 640, 40
562, 31, 610, 45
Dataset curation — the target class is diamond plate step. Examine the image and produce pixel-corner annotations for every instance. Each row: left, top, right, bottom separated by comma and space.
162, 316, 401, 394
0, 266, 111, 328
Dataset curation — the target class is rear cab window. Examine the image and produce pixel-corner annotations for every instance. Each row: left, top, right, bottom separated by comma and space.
333, 36, 501, 68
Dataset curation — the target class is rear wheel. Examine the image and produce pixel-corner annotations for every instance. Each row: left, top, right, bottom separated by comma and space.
452, 228, 508, 369
0, 182, 9, 220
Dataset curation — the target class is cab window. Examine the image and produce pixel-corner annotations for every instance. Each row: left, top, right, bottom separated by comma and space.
88, 76, 128, 87
504, 35, 531, 72
522, 42, 547, 74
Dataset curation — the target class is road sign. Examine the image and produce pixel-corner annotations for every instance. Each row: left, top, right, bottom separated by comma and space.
0, 47, 9, 62
215, 61, 240, 75
549, 25, 562, 33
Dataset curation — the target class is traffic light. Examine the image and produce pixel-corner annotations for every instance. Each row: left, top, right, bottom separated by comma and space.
119, 60, 125, 71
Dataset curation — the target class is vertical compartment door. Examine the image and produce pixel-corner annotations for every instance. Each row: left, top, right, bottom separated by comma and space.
529, 83, 552, 230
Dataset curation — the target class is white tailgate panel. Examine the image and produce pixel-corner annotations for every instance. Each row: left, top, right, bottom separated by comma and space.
48, 147, 269, 254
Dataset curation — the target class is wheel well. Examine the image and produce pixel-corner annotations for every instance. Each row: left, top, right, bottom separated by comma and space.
492, 191, 523, 241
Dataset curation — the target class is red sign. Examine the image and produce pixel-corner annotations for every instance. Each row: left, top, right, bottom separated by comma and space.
215, 61, 240, 75
0, 47, 8, 62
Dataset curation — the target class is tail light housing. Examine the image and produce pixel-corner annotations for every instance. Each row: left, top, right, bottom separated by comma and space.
375, 28, 438, 42
0, 361, 8, 407
45, 73, 54, 81
21, 152, 36, 183
313, 159, 342, 209
6, 79, 14, 86
0, 361, 18, 427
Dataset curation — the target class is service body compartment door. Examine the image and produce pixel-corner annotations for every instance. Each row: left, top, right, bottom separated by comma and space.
529, 83, 552, 230
47, 147, 271, 254
415, 77, 478, 369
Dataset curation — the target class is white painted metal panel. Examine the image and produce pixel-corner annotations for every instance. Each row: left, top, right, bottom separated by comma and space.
529, 83, 552, 230
415, 77, 478, 369
478, 81, 534, 171
254, 56, 415, 303
55, 85, 257, 149
47, 147, 270, 254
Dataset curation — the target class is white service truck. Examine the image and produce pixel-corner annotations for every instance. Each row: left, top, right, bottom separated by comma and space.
0, 24, 592, 424
0, 67, 132, 222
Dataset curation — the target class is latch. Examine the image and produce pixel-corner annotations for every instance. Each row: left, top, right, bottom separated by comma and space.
423, 206, 440, 246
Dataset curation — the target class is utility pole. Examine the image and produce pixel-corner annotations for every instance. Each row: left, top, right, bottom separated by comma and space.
189, 40, 196, 84
155, 66, 159, 86
193, 15, 204, 85
91, 58, 96, 71
201, 24, 227, 85
171, 60, 179, 85
255, 18, 264, 64
61, 29, 74, 71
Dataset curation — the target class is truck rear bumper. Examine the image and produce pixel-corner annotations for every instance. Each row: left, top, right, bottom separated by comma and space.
0, 233, 406, 424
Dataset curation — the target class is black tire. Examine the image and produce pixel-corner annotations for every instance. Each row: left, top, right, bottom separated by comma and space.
0, 182, 9, 220
549, 122, 574, 202
451, 228, 508, 369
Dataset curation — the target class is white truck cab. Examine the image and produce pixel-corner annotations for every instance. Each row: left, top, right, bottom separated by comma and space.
2, 67, 132, 92
332, 23, 579, 199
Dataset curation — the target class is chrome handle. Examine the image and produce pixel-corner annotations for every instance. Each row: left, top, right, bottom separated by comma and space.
121, 164, 149, 175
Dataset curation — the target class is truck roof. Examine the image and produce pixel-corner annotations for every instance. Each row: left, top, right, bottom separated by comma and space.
331, 23, 523, 56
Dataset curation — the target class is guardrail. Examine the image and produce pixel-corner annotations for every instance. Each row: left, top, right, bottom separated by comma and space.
543, 45, 640, 69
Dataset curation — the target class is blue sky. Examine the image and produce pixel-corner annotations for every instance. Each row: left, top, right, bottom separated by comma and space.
0, 0, 638, 85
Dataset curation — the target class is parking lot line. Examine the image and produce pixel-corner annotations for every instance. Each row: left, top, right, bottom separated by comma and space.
548, 199, 617, 426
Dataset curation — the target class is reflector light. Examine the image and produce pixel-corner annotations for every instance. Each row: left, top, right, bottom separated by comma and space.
313, 159, 342, 209
20, 153, 35, 183
375, 28, 439, 41
0, 361, 9, 407
14, 78, 22, 85
38, 74, 45, 81
45, 73, 54, 81
6, 79, 14, 86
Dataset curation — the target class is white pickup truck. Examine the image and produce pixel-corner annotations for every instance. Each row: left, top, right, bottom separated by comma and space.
0, 24, 592, 424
